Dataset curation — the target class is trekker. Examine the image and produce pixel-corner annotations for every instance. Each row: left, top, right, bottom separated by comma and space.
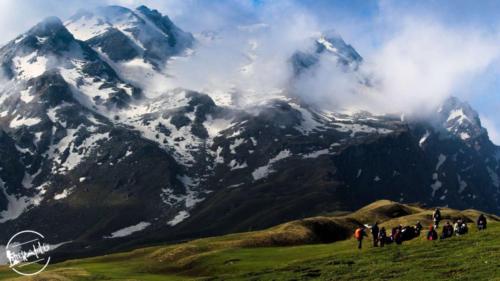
433, 208, 442, 228
427, 225, 438, 241
394, 228, 403, 245
378, 227, 387, 247
461, 221, 468, 235
415, 221, 423, 236
355, 226, 367, 249
371, 222, 380, 247
454, 219, 468, 236
440, 221, 453, 239
477, 214, 487, 230
391, 227, 398, 242
454, 219, 460, 234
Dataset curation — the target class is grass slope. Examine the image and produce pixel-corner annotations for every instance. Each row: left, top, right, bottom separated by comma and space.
1, 200, 499, 280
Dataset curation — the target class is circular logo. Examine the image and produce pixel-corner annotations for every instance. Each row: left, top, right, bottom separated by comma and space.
5, 230, 51, 276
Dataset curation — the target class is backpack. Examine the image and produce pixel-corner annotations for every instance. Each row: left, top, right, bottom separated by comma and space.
355, 228, 362, 239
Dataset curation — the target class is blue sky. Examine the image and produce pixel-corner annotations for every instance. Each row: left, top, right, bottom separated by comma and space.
0, 0, 499, 142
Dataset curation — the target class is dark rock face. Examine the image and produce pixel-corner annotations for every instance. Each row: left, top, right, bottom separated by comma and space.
0, 5, 498, 263
135, 5, 194, 50
23, 17, 76, 55
31, 70, 74, 106
87, 28, 140, 62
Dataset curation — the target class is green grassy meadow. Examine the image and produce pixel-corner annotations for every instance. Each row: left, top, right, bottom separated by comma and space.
1, 200, 498, 280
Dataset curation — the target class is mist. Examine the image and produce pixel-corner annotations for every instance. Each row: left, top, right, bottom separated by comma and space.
159, 3, 500, 118
163, 3, 320, 106
291, 18, 500, 116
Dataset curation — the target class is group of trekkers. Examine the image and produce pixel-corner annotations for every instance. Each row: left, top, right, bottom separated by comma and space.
354, 208, 488, 249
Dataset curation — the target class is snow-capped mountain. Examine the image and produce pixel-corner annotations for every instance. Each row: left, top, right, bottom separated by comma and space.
0, 5, 499, 261
291, 29, 363, 76
437, 96, 486, 141
65, 5, 194, 94
66, 5, 194, 67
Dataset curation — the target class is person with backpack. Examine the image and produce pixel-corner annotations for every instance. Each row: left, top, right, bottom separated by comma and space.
454, 219, 468, 236
394, 228, 403, 245
433, 208, 442, 228
477, 214, 487, 230
391, 227, 398, 242
460, 221, 468, 235
371, 222, 380, 247
378, 227, 387, 247
415, 221, 423, 236
427, 225, 438, 241
355, 226, 367, 249
440, 221, 453, 239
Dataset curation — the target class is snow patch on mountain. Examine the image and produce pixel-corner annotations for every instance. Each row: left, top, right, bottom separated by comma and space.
203, 115, 234, 139
0, 179, 41, 223
457, 174, 467, 193
447, 108, 470, 124
290, 103, 324, 134
431, 172, 443, 197
167, 210, 189, 226
12, 52, 48, 80
229, 159, 248, 170
230, 138, 245, 154
419, 131, 430, 147
60, 59, 134, 109
64, 13, 109, 41
45, 127, 110, 174
436, 154, 446, 170
104, 221, 151, 238
160, 188, 185, 207
176, 175, 204, 208
460, 132, 470, 140
252, 149, 291, 181
302, 149, 330, 159
215, 146, 224, 164
22, 169, 42, 189
9, 116, 41, 128
54, 187, 74, 200
19, 87, 34, 103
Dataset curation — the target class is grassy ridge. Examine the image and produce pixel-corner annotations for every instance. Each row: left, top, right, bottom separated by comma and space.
1, 200, 499, 280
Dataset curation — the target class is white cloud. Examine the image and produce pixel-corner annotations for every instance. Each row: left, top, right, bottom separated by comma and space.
271, 17, 500, 116
161, 1, 320, 105
359, 19, 500, 115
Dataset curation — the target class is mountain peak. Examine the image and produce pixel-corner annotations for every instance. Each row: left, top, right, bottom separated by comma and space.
37, 16, 63, 27
290, 30, 363, 76
134, 5, 193, 49
65, 5, 194, 68
135, 5, 159, 17
438, 96, 486, 141
0, 16, 77, 58
28, 16, 70, 38
97, 5, 133, 17
316, 30, 363, 65
320, 29, 342, 40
